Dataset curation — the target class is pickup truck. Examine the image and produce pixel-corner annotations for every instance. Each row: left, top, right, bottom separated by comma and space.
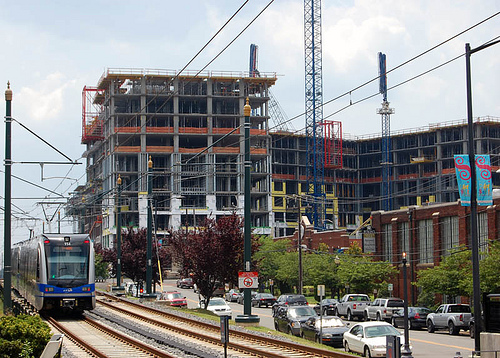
335, 294, 370, 321
426, 303, 472, 335
363, 297, 404, 322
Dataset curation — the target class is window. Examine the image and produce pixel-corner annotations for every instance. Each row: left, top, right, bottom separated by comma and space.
382, 224, 393, 262
478, 212, 488, 257
400, 222, 409, 254
441, 216, 459, 255
418, 219, 434, 264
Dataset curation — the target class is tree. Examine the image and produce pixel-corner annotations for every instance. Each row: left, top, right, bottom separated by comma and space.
95, 253, 110, 280
336, 242, 398, 295
168, 214, 258, 307
480, 241, 500, 294
415, 246, 472, 298
97, 227, 171, 286
253, 236, 291, 293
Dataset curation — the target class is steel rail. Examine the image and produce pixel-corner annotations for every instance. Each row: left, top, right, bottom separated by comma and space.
99, 292, 352, 357
47, 315, 177, 358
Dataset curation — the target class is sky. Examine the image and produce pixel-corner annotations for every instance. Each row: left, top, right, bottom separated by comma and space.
0, 0, 499, 245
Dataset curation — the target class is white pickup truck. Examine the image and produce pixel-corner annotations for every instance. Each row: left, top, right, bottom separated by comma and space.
335, 294, 370, 321
426, 303, 472, 335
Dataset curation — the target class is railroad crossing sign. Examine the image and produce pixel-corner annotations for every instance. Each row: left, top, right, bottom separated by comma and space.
238, 271, 258, 289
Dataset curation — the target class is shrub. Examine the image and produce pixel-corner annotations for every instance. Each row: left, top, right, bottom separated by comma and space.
0, 315, 51, 358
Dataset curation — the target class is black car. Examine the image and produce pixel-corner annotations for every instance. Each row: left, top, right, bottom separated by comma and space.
273, 305, 318, 336
300, 315, 349, 347
272, 293, 308, 314
313, 298, 339, 315
391, 306, 432, 330
252, 293, 277, 308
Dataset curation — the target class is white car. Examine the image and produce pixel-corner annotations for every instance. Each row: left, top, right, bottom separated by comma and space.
343, 321, 410, 357
199, 297, 232, 319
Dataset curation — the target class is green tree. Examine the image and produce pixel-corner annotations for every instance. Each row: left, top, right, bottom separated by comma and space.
95, 253, 110, 280
0, 315, 51, 358
480, 241, 500, 293
336, 242, 398, 295
254, 236, 291, 292
415, 246, 472, 298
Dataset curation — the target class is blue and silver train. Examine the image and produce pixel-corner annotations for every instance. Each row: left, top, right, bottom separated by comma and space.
12, 233, 96, 313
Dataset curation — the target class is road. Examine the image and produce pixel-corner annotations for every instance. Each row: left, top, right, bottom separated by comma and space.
164, 280, 474, 358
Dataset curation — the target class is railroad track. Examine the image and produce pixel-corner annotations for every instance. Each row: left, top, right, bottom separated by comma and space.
46, 315, 177, 358
97, 292, 353, 358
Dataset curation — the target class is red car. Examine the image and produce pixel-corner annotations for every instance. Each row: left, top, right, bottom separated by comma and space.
157, 291, 187, 307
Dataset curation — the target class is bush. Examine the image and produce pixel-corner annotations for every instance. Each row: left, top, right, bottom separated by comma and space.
0, 315, 51, 358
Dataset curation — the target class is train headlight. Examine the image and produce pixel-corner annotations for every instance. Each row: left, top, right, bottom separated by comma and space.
82, 287, 91, 292
45, 287, 54, 292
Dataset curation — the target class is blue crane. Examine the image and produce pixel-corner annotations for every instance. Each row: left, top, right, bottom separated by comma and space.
304, 0, 324, 228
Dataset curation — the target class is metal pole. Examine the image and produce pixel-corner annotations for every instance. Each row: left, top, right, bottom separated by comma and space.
116, 175, 122, 288
235, 98, 259, 324
298, 196, 303, 294
146, 156, 153, 295
243, 98, 252, 316
402, 252, 413, 357
466, 42, 482, 353
3, 82, 12, 314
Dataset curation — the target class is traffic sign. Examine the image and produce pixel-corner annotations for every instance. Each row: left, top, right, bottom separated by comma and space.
238, 271, 258, 289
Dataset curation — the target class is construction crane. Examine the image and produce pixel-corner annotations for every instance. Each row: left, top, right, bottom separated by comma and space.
304, 0, 324, 228
377, 52, 395, 211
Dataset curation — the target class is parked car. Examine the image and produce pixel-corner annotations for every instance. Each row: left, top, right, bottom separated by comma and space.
391, 307, 432, 330
273, 305, 317, 336
300, 315, 349, 347
237, 290, 257, 304
335, 294, 370, 321
314, 298, 339, 316
343, 321, 410, 357
364, 297, 404, 322
272, 294, 308, 314
157, 291, 187, 307
225, 289, 241, 302
199, 297, 232, 319
251, 293, 277, 308
176, 277, 194, 289
426, 303, 472, 335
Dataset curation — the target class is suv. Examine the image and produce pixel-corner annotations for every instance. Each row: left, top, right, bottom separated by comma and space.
272, 294, 308, 314
364, 297, 404, 322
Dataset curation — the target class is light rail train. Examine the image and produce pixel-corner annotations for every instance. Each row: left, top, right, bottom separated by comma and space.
12, 233, 96, 313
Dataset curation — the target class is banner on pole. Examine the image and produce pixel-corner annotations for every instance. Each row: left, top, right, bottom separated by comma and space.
454, 155, 492, 206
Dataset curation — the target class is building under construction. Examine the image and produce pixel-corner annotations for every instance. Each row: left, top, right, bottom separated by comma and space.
66, 68, 500, 247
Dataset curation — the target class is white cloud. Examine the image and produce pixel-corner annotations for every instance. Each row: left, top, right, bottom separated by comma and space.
17, 73, 77, 122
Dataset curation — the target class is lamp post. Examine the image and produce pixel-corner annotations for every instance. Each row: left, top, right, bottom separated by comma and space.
145, 155, 154, 296
297, 196, 303, 295
401, 252, 413, 357
235, 97, 259, 324
3, 82, 12, 314
115, 174, 123, 289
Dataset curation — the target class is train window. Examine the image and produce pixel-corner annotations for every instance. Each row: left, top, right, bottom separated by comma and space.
46, 243, 90, 283
37, 249, 40, 280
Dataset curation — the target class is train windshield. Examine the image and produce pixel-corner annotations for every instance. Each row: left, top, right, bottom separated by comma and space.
46, 243, 89, 286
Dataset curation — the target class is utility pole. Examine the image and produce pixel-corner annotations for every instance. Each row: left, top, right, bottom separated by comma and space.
3, 82, 12, 314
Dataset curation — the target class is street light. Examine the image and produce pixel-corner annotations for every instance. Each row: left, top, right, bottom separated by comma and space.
401, 252, 413, 357
115, 174, 123, 290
